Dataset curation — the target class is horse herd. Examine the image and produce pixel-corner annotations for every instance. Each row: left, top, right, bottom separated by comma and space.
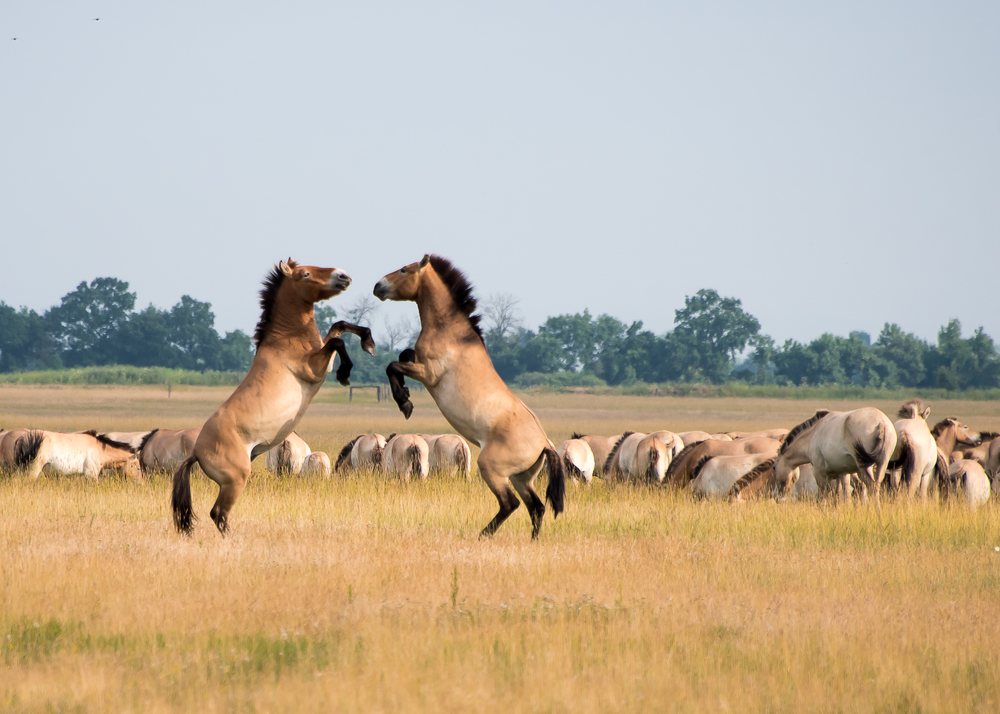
1, 256, 997, 540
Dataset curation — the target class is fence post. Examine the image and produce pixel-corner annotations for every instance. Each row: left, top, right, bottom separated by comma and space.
349, 386, 353, 402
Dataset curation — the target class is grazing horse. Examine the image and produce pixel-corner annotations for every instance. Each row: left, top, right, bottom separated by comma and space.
172, 259, 375, 535
887, 400, 946, 499
374, 254, 565, 539
383, 434, 430, 480
139, 428, 201, 473
989, 439, 1000, 478
944, 460, 991, 509
557, 438, 596, 484
14, 430, 139, 480
955, 431, 1000, 471
421, 433, 473, 479
103, 431, 154, 450
570, 433, 621, 476
690, 452, 780, 498
770, 409, 897, 501
266, 432, 312, 475
335, 433, 387, 471
727, 429, 790, 441
663, 437, 780, 488
302, 451, 332, 477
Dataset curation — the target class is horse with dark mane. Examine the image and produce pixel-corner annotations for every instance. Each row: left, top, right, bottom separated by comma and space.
172, 259, 375, 535
374, 254, 565, 539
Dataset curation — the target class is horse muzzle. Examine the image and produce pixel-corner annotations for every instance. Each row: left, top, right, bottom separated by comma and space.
373, 278, 391, 301
329, 271, 352, 291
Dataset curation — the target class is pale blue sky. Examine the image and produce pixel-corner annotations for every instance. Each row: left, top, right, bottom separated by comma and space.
2, 2, 998, 346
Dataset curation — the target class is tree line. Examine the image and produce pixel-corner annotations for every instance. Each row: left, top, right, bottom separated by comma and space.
0, 278, 253, 373
3, 277, 999, 392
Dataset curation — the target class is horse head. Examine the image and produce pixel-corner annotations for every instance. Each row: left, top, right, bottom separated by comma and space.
279, 259, 352, 304
373, 254, 430, 302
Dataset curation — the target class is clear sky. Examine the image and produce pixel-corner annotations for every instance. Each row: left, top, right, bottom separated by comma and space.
2, 1, 998, 346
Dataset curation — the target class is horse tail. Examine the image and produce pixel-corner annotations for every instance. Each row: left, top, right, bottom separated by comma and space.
171, 456, 198, 535
644, 445, 660, 484
852, 421, 884, 469
408, 444, 422, 479
543, 446, 566, 517
456, 442, 469, 479
372, 441, 385, 469
14, 430, 44, 469
335, 436, 361, 472
935, 449, 951, 499
563, 451, 583, 482
891, 432, 916, 489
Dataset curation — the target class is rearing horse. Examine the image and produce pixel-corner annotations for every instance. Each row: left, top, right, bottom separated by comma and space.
374, 254, 565, 539
172, 259, 375, 535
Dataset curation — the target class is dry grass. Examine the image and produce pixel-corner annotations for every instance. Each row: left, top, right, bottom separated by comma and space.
1, 385, 999, 713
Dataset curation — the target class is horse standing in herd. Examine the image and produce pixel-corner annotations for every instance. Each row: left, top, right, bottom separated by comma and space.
374, 254, 565, 539
172, 259, 375, 535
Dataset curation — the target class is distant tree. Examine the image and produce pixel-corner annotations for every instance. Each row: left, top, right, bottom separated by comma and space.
116, 305, 177, 368
482, 293, 522, 346
313, 304, 338, 333
0, 303, 61, 371
44, 277, 137, 366
167, 296, 221, 370
216, 330, 254, 372
670, 289, 761, 383
873, 323, 927, 387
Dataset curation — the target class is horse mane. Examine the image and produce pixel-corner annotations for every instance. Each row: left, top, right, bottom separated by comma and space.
689, 454, 715, 483
729, 457, 777, 500
386, 433, 397, 444
663, 439, 703, 484
930, 417, 959, 439
779, 410, 831, 455
603, 431, 634, 473
570, 432, 585, 440
253, 264, 286, 348
897, 399, 926, 420
978, 431, 1000, 441
335, 436, 361, 471
95, 433, 136, 453
428, 255, 483, 342
137, 428, 159, 454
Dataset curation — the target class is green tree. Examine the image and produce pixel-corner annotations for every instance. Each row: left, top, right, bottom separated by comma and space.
874, 323, 927, 387
44, 277, 137, 366
670, 289, 761, 383
0, 303, 62, 371
167, 296, 221, 370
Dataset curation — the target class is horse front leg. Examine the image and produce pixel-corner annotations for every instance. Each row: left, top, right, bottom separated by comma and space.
386, 349, 430, 420
303, 336, 353, 385
326, 321, 377, 356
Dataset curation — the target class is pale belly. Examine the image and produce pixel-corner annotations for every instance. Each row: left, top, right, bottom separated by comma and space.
427, 376, 501, 448
223, 371, 324, 460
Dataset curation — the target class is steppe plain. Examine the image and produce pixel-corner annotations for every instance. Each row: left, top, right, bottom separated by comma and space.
1, 384, 999, 713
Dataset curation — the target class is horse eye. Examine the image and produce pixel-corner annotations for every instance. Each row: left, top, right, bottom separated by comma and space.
303, 272, 311, 278
400, 268, 406, 274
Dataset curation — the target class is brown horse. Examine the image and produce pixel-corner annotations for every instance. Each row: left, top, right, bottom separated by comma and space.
139, 428, 201, 473
374, 254, 564, 539
172, 259, 375, 535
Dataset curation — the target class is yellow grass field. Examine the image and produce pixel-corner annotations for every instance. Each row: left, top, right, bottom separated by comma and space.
1, 384, 999, 713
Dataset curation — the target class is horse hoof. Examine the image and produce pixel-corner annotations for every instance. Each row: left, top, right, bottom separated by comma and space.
401, 401, 414, 420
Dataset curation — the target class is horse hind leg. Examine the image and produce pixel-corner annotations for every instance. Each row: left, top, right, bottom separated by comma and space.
478, 464, 521, 539
198, 451, 250, 536
509, 455, 547, 540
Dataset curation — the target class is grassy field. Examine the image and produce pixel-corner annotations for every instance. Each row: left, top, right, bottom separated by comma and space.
1, 385, 999, 712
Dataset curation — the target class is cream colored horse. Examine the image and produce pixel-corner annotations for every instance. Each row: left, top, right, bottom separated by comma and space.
771, 409, 897, 501
173, 259, 375, 534
383, 434, 430, 480
727, 429, 790, 441
945, 460, 991, 509
103, 431, 154, 451
140, 428, 201, 473
335, 433, 387, 471
664, 437, 780, 488
420, 434, 472, 478
557, 438, 595, 484
14, 430, 139, 480
888, 400, 945, 499
605, 430, 683, 482
689, 453, 779, 498
570, 433, 621, 476
375, 254, 564, 539
267, 432, 329, 476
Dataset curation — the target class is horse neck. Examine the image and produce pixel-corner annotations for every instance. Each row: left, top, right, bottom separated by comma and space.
778, 431, 812, 469
99, 443, 133, 465
264, 284, 319, 345
415, 271, 465, 337
936, 429, 957, 455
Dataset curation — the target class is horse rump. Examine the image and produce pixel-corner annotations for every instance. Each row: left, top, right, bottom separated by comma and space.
644, 445, 660, 484
563, 451, 583, 482
852, 421, 885, 469
14, 430, 44, 469
543, 446, 565, 517
334, 436, 361, 472
408, 444, 422, 479
887, 432, 916, 490
171, 456, 198, 535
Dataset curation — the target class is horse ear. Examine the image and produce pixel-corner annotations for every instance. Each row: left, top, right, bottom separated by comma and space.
279, 261, 293, 276
921, 407, 931, 420
419, 254, 430, 268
